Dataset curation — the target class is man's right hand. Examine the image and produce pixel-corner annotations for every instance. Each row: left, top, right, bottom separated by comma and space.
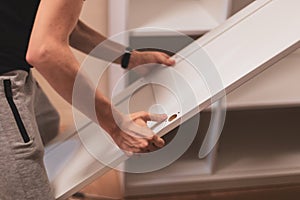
109, 111, 167, 154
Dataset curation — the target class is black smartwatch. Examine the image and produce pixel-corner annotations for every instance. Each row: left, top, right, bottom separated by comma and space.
121, 47, 133, 69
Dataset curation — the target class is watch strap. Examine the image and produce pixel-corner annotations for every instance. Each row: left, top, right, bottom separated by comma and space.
121, 47, 133, 69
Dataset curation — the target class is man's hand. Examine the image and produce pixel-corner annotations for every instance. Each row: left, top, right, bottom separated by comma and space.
109, 111, 167, 154
128, 51, 175, 70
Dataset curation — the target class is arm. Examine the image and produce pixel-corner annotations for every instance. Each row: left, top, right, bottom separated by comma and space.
26, 0, 165, 153
69, 20, 175, 68
69, 20, 125, 64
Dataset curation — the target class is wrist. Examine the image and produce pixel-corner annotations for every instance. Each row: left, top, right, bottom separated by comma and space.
127, 50, 140, 69
95, 94, 121, 135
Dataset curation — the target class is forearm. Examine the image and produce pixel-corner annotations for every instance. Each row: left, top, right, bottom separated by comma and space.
70, 21, 175, 68
27, 41, 120, 132
70, 20, 125, 64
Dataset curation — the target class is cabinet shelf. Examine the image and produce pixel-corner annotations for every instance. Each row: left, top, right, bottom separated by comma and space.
216, 107, 300, 176
226, 49, 300, 110
128, 0, 230, 36
124, 107, 300, 197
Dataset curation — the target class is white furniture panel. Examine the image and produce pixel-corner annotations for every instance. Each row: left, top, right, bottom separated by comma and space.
117, 0, 300, 138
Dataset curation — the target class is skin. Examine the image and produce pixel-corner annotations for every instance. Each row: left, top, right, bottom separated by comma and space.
26, 0, 175, 153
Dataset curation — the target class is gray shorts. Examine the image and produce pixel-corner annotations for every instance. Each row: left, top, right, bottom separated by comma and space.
0, 70, 60, 200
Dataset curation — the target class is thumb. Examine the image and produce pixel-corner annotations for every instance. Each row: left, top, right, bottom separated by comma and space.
143, 113, 168, 122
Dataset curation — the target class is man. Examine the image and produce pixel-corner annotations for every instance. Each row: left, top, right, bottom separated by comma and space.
0, 0, 175, 199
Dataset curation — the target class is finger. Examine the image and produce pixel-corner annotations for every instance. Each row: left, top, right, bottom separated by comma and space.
142, 138, 165, 153
137, 112, 167, 122
114, 128, 149, 149
129, 113, 166, 139
148, 142, 160, 152
120, 142, 143, 154
140, 143, 159, 153
157, 52, 170, 59
119, 114, 153, 139
151, 135, 165, 148
167, 58, 176, 66
129, 123, 155, 138
121, 131, 149, 148
148, 113, 168, 122
157, 54, 175, 66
